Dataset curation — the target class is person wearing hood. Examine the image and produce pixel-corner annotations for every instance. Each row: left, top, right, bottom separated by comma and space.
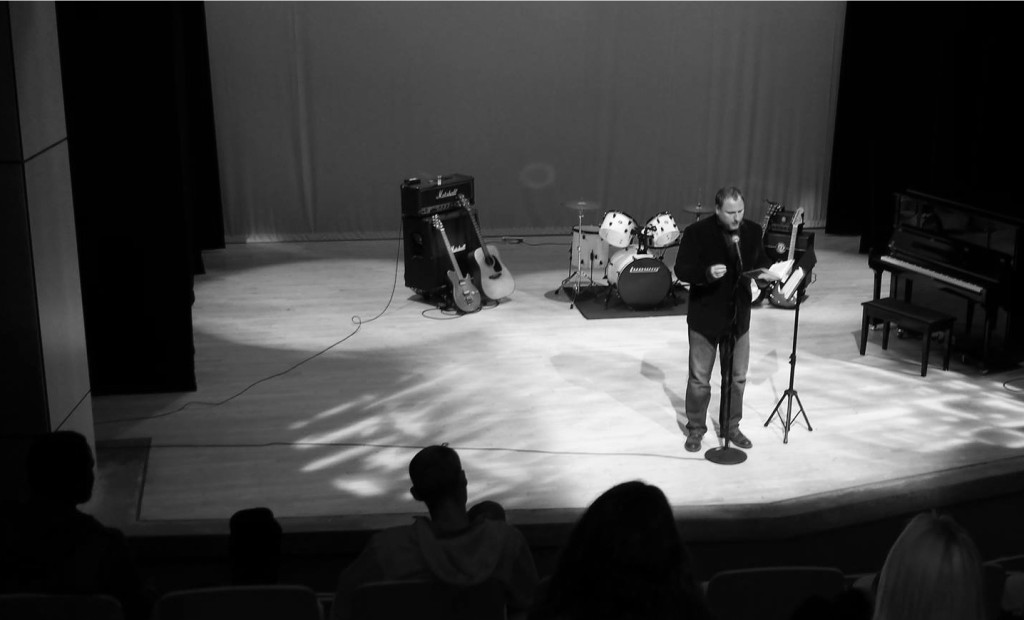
331, 444, 538, 619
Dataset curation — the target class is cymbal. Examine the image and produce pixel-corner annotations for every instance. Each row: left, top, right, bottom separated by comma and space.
563, 199, 601, 211
681, 203, 711, 214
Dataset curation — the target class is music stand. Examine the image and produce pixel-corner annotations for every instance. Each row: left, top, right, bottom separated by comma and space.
558, 200, 601, 309
765, 243, 819, 442
764, 278, 813, 443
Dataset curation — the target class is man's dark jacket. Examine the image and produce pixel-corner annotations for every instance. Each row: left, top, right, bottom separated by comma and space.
673, 216, 772, 340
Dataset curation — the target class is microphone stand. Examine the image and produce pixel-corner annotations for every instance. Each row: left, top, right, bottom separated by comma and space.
706, 239, 748, 466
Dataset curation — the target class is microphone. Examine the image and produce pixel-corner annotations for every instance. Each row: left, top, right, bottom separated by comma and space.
731, 234, 743, 270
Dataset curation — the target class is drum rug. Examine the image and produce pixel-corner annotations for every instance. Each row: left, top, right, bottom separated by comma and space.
566, 284, 689, 320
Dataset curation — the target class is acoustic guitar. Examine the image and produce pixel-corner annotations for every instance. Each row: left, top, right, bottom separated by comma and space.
767, 207, 806, 309
458, 194, 515, 301
431, 215, 481, 313
750, 201, 784, 304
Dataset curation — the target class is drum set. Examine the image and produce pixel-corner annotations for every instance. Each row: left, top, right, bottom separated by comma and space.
561, 202, 685, 310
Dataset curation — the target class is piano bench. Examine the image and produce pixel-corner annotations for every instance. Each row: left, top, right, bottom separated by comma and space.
860, 298, 956, 377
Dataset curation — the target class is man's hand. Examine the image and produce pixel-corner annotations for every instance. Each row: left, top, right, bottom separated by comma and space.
707, 264, 727, 280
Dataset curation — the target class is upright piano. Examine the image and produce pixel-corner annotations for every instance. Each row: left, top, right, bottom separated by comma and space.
868, 190, 1023, 372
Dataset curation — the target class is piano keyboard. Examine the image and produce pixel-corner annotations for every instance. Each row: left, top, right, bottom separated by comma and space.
879, 256, 984, 294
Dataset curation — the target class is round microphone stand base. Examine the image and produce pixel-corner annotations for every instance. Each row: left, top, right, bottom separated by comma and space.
704, 445, 748, 465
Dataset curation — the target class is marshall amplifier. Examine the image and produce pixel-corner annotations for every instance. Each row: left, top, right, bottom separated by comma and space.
402, 209, 482, 296
768, 210, 804, 234
401, 174, 475, 217
764, 231, 815, 263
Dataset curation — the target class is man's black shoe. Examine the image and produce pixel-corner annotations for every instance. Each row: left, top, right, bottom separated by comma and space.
685, 432, 703, 453
726, 429, 753, 449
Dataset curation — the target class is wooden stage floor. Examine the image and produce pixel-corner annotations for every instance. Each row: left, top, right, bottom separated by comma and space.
86, 232, 1024, 542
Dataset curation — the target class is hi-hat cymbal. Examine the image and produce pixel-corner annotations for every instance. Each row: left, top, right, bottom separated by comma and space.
682, 203, 711, 214
563, 199, 601, 211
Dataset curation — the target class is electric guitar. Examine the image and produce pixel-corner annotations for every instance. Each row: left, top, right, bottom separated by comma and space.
458, 194, 515, 301
750, 201, 784, 304
767, 207, 806, 309
432, 215, 481, 313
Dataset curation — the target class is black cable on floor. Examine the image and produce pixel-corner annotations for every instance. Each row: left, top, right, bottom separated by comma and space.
96, 230, 406, 426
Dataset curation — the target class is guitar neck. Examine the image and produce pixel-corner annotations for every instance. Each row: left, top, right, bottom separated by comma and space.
786, 209, 804, 262
437, 226, 467, 280
759, 205, 777, 241
462, 199, 492, 261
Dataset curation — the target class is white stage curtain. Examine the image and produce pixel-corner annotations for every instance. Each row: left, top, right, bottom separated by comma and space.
205, 2, 845, 242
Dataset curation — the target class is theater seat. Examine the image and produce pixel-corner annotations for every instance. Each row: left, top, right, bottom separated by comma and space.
352, 579, 506, 620
152, 585, 322, 620
706, 566, 846, 620
0, 593, 124, 620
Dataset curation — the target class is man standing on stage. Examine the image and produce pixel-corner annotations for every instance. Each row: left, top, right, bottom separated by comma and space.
673, 186, 776, 453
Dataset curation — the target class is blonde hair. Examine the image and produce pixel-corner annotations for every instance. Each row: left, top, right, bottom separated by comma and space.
874, 512, 987, 620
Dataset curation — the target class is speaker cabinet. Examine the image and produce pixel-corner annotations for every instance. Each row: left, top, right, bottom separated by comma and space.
403, 209, 482, 296
764, 231, 815, 263
767, 210, 805, 234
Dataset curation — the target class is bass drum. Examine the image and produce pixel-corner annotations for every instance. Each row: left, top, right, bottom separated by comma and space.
608, 247, 673, 309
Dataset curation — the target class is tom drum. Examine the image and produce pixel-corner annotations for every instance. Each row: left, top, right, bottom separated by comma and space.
599, 211, 637, 248
645, 212, 681, 248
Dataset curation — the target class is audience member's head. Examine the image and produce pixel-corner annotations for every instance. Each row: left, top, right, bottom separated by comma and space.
14, 432, 153, 620
537, 480, 705, 620
409, 445, 467, 510
228, 507, 283, 585
27, 430, 95, 508
873, 511, 986, 620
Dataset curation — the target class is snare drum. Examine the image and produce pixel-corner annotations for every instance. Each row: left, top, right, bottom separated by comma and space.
607, 248, 673, 309
645, 212, 681, 248
571, 225, 611, 270
599, 211, 637, 248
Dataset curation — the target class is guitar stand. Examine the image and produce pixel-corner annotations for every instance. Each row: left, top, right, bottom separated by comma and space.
764, 289, 812, 443
434, 289, 456, 313
437, 290, 460, 314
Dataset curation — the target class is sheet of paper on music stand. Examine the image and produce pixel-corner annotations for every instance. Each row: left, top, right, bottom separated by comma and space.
742, 268, 782, 281
781, 267, 805, 299
768, 260, 793, 280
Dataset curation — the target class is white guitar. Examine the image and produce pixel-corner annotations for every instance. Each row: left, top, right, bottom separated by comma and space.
767, 207, 806, 309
